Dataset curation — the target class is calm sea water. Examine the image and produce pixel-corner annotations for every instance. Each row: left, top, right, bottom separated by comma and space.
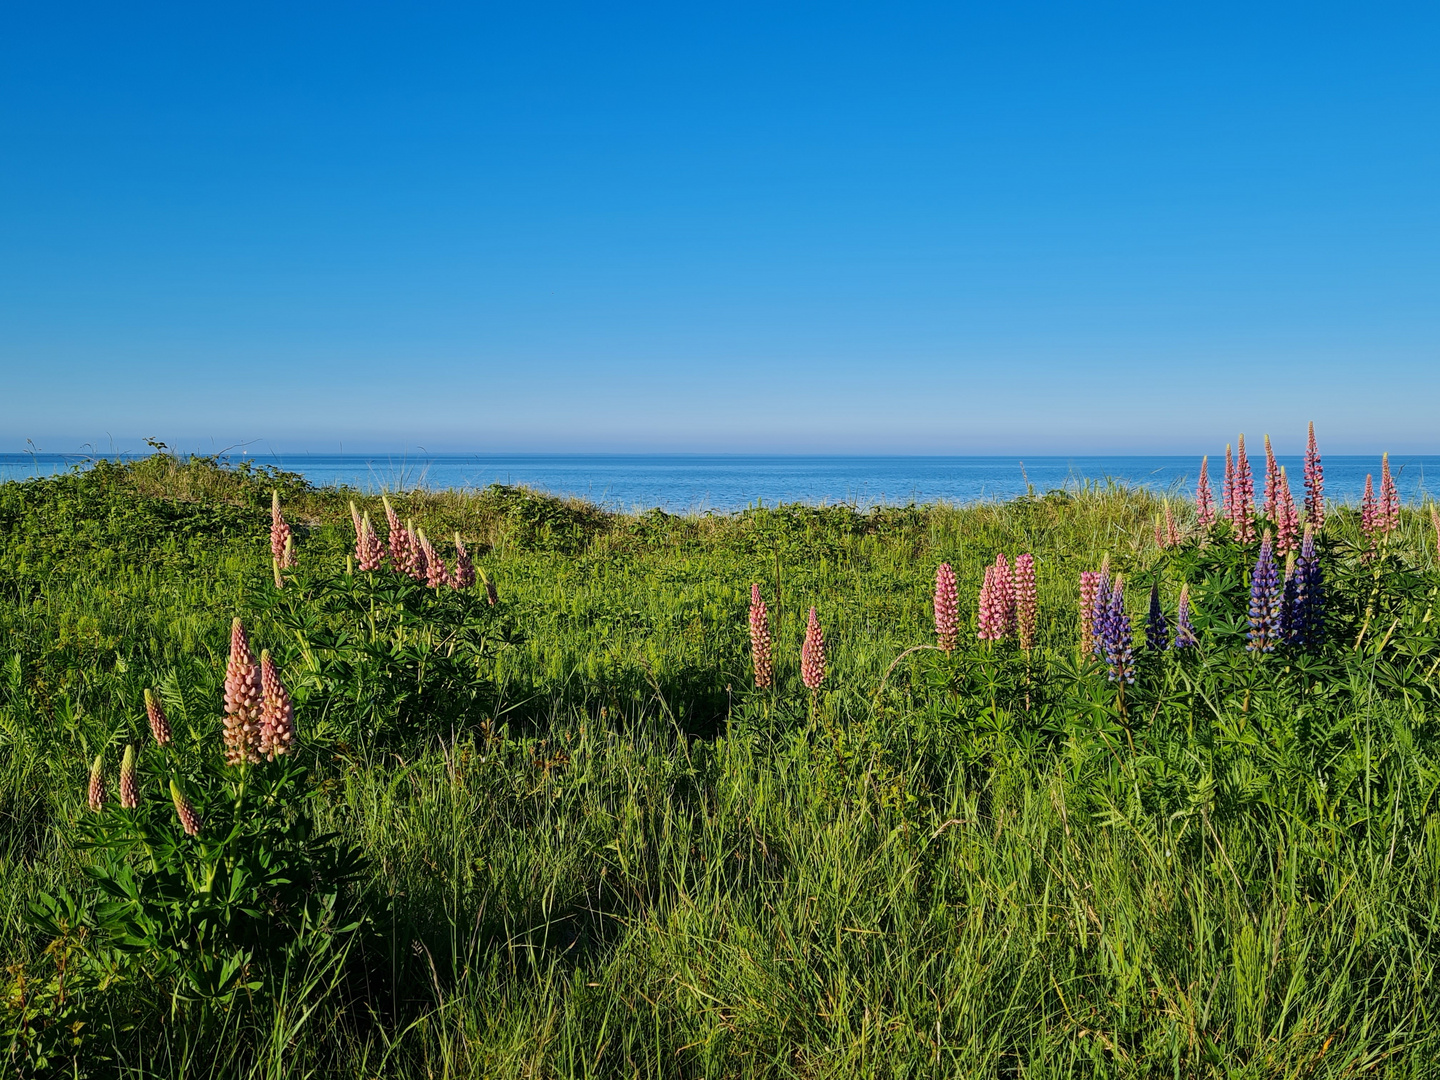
2, 453, 1435, 514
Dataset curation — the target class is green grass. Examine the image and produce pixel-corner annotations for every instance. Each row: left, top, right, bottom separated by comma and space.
2, 454, 1439, 1078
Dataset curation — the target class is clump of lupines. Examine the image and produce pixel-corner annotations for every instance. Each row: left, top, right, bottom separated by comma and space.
1079, 571, 1102, 657
119, 745, 139, 810
223, 617, 264, 766
1304, 422, 1324, 529
933, 563, 958, 653
1146, 583, 1167, 651
1262, 435, 1280, 519
270, 490, 294, 570
1274, 466, 1299, 554
1247, 531, 1283, 653
1287, 525, 1323, 648
1173, 584, 1198, 648
1380, 453, 1400, 535
749, 584, 774, 687
1014, 554, 1037, 651
451, 533, 476, 589
87, 753, 106, 812
1100, 576, 1134, 683
1195, 456, 1216, 527
258, 650, 296, 761
801, 607, 826, 691
144, 687, 171, 746
1232, 435, 1256, 542
169, 779, 201, 837
356, 512, 385, 571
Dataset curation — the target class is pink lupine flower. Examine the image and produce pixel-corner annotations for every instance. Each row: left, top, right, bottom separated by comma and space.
1304, 422, 1325, 529
1432, 505, 1440, 559
800, 607, 827, 691
258, 650, 295, 761
404, 520, 426, 580
1153, 519, 1164, 549
1380, 453, 1400, 534
977, 566, 1004, 642
170, 779, 201, 836
144, 688, 171, 747
1195, 455, 1216, 528
992, 554, 1015, 637
383, 496, 409, 571
481, 569, 499, 606
1233, 435, 1255, 543
357, 512, 385, 571
420, 531, 448, 588
1223, 445, 1235, 523
749, 584, 774, 687
1262, 435, 1280, 519
451, 533, 476, 589
223, 618, 263, 766
1014, 553, 1037, 652
119, 745, 139, 809
87, 753, 105, 812
271, 490, 294, 569
1361, 474, 1378, 544
1079, 570, 1101, 656
1165, 503, 1180, 548
933, 563, 958, 653
1274, 466, 1299, 554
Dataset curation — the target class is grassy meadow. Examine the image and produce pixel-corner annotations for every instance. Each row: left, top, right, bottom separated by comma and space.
3, 453, 1440, 1078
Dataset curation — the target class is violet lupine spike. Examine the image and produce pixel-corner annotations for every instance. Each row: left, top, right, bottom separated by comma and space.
933, 563, 959, 653
1288, 525, 1323, 648
1195, 456, 1216, 528
144, 687, 171, 747
1223, 444, 1235, 523
223, 617, 263, 766
1380, 453, 1400, 535
1247, 531, 1282, 653
357, 512, 385, 571
749, 584, 774, 687
119, 745, 139, 809
1079, 571, 1101, 658
1101, 576, 1134, 683
270, 490, 294, 570
383, 496, 408, 571
451, 533, 476, 589
169, 779, 201, 837
1173, 583, 1198, 649
1304, 422, 1325, 530
1014, 554, 1037, 652
1262, 435, 1280, 519
1090, 558, 1113, 660
800, 607, 827, 691
1274, 466, 1299, 555
87, 753, 106, 812
1279, 552, 1298, 643
1233, 435, 1255, 543
1361, 474, 1378, 546
1146, 583, 1167, 652
1165, 503, 1180, 548
258, 650, 296, 761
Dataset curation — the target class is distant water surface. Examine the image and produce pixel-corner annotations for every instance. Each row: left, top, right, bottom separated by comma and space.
2, 453, 1435, 514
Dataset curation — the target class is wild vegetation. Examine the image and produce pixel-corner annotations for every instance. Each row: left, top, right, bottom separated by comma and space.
2, 447, 1439, 1078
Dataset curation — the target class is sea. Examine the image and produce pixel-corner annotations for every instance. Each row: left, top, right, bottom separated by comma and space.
2, 452, 1435, 515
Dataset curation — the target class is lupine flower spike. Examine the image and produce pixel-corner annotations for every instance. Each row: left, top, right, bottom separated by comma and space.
1304, 422, 1324, 529
749, 584, 774, 687
977, 566, 1004, 642
1361, 474, 1378, 548
1165, 503, 1180, 548
419, 531, 448, 588
451, 533, 476, 589
405, 520, 426, 580
357, 512, 385, 571
993, 554, 1015, 638
87, 753, 106, 812
271, 490, 293, 570
1380, 453, 1400, 535
1173, 584, 1198, 648
1146, 583, 1168, 652
258, 650, 296, 760
479, 568, 499, 605
1196, 455, 1216, 528
933, 564, 958, 653
1154, 518, 1164, 550
1262, 435, 1280, 519
1279, 552, 1298, 643
1014, 554, 1037, 652
801, 607, 827, 692
223, 617, 263, 765
383, 497, 408, 572
1223, 445, 1235, 523
1247, 531, 1282, 653
1079, 571, 1101, 657
144, 687, 171, 746
1233, 435, 1255, 543
1090, 555, 1113, 660
1288, 525, 1323, 648
1274, 466, 1299, 554
1432, 506, 1440, 560
1101, 576, 1134, 683
119, 745, 139, 809
169, 779, 201, 836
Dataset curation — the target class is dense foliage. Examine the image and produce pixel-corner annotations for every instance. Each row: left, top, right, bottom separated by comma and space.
1, 455, 1438, 1078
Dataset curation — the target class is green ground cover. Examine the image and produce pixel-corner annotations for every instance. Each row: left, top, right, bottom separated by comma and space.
2, 454, 1439, 1078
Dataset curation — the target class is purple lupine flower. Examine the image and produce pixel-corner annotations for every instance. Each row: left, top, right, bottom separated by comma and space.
801, 607, 826, 691
1014, 554, 1037, 652
1146, 582, 1168, 652
1100, 576, 1134, 683
1304, 422, 1324, 530
1247, 531, 1282, 653
1274, 466, 1299, 555
1289, 525, 1323, 649
1262, 434, 1280, 519
1079, 570, 1101, 657
749, 584, 774, 687
1233, 435, 1255, 543
1279, 551, 1299, 643
933, 563, 958, 653
1090, 560, 1113, 660
1196, 455, 1216, 528
1380, 453, 1400, 535
1173, 583, 1198, 648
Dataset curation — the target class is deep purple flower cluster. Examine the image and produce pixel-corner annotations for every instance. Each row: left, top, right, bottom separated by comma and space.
1247, 532, 1283, 653
1173, 584, 1198, 648
1284, 527, 1323, 648
1100, 576, 1135, 683
1146, 582, 1168, 652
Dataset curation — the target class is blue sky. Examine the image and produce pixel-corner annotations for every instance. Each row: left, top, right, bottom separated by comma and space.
2, 2, 1437, 454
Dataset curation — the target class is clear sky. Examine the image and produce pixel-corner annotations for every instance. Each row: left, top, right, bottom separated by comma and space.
3, 3, 1437, 455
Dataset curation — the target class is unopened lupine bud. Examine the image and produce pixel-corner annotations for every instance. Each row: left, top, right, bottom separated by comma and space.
1014, 554, 1037, 652
801, 607, 827, 691
749, 584, 774, 687
1304, 422, 1325, 530
87, 753, 106, 812
223, 618, 263, 766
258, 650, 296, 760
934, 564, 958, 653
1196, 455, 1216, 528
271, 490, 293, 570
451, 533, 476, 589
119, 745, 139, 809
169, 779, 201, 836
144, 687, 171, 746
272, 556, 284, 590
